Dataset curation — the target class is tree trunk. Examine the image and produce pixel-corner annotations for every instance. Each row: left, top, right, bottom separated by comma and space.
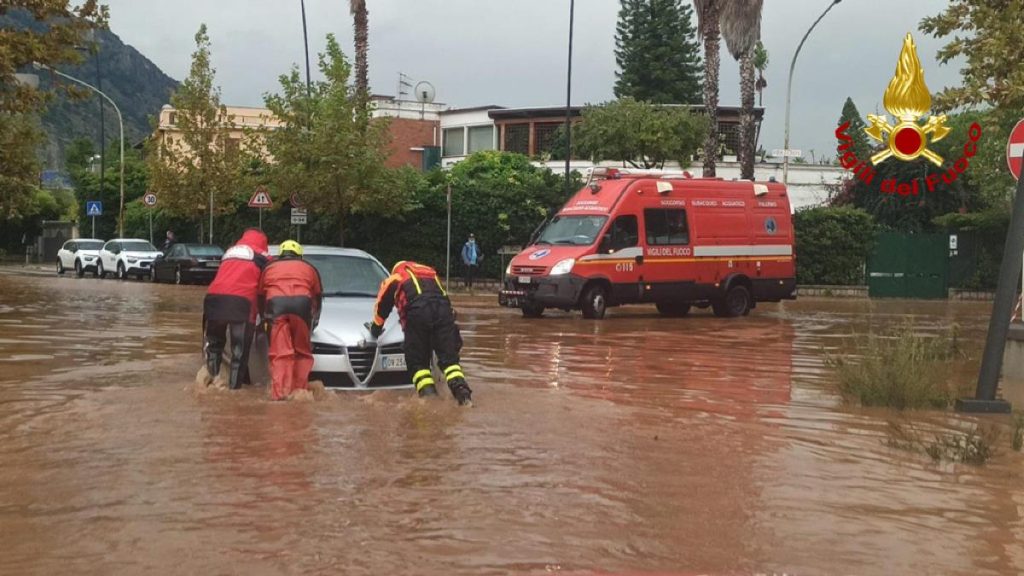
739, 52, 756, 180
353, 5, 369, 102
701, 5, 720, 177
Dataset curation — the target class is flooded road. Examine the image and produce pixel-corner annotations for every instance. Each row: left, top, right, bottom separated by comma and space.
1, 270, 1022, 575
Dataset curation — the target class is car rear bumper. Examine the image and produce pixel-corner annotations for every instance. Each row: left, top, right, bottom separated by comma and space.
186, 267, 218, 282
499, 274, 584, 309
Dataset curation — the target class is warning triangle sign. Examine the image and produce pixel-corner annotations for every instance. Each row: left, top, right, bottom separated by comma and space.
248, 186, 273, 208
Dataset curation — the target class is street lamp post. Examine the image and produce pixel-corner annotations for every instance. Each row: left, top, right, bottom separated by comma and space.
564, 0, 575, 195
36, 63, 125, 238
782, 0, 842, 185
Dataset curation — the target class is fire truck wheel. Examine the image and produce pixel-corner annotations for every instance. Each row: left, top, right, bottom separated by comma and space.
581, 284, 608, 319
713, 285, 751, 318
521, 303, 546, 318
656, 302, 691, 317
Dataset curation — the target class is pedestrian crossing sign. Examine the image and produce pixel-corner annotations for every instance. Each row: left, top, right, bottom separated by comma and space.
248, 186, 273, 208
86, 201, 102, 217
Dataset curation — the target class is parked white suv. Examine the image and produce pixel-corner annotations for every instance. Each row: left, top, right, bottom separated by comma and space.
97, 239, 163, 280
56, 238, 104, 278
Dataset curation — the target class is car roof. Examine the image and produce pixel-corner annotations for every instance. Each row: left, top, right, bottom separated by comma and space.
268, 245, 374, 258
181, 243, 221, 248
107, 238, 151, 243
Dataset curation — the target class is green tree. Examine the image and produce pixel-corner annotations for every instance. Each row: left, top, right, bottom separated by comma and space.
793, 206, 877, 285
146, 24, 243, 242
919, 2, 1024, 113
721, 0, 762, 180
262, 34, 402, 246
694, 0, 723, 176
753, 40, 768, 106
614, 0, 702, 104
573, 97, 707, 169
837, 97, 872, 162
0, 2, 106, 225
70, 139, 148, 240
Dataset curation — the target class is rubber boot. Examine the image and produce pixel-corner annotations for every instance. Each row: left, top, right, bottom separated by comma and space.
205, 352, 222, 383
448, 378, 473, 406
228, 323, 246, 390
418, 384, 439, 398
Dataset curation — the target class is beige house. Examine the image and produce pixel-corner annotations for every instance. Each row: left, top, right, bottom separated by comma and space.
153, 104, 284, 159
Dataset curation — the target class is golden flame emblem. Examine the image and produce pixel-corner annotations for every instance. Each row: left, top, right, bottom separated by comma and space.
864, 33, 949, 166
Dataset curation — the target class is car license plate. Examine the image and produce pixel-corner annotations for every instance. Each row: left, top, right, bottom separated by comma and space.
518, 276, 531, 284
380, 354, 406, 370
206, 261, 220, 268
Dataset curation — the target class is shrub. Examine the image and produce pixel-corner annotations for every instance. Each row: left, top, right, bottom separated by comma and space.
828, 322, 966, 410
887, 421, 1001, 465
793, 206, 877, 285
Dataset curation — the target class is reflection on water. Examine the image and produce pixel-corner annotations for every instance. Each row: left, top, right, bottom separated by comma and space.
0, 272, 1022, 575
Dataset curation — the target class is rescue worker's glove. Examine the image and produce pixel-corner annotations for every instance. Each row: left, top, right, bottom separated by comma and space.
364, 322, 384, 339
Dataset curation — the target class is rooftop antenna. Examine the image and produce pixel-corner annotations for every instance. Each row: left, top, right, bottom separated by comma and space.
397, 72, 413, 101
414, 80, 435, 120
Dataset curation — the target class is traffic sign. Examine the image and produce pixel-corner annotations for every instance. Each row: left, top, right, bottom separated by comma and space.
142, 192, 158, 207
772, 149, 802, 158
248, 186, 273, 208
289, 192, 304, 208
86, 201, 103, 217
291, 208, 308, 225
1007, 119, 1024, 181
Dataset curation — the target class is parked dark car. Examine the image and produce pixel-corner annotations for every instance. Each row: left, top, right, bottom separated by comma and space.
150, 243, 224, 284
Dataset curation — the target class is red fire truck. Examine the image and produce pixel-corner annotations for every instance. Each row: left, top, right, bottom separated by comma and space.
499, 169, 796, 319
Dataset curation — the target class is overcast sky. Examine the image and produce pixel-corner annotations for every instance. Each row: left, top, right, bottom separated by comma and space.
104, 0, 963, 160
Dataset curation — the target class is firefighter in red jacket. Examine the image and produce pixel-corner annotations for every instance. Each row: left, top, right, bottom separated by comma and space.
203, 228, 270, 390
259, 240, 323, 401
367, 261, 473, 405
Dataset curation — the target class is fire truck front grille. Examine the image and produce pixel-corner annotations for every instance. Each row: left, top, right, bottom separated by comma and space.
512, 265, 546, 276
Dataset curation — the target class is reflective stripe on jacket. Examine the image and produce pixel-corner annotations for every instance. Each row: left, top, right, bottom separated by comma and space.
372, 261, 446, 328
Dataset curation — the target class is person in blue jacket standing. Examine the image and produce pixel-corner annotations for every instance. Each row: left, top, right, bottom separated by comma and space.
461, 233, 480, 288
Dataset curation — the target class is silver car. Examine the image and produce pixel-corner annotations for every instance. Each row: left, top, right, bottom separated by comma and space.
268, 245, 410, 389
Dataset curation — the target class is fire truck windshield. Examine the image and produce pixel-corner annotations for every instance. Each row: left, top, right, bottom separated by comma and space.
536, 215, 608, 246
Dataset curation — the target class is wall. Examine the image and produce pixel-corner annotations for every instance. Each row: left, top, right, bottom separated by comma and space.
384, 117, 439, 169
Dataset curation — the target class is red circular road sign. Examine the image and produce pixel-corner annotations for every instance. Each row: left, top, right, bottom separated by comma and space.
289, 192, 304, 208
1008, 119, 1024, 181
142, 192, 157, 207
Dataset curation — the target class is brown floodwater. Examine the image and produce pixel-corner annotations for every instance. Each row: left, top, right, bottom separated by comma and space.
0, 269, 1022, 575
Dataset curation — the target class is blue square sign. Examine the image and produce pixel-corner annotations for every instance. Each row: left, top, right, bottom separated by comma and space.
86, 201, 102, 217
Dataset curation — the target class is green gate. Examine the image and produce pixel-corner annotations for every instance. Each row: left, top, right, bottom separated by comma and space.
867, 232, 949, 299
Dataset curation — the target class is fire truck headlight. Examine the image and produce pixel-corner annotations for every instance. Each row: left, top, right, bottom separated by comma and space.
550, 258, 575, 276
505, 262, 512, 276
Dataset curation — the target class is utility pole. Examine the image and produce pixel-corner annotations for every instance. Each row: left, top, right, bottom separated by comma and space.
564, 0, 576, 196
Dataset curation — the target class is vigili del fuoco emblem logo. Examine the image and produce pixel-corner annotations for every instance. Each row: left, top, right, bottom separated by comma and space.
836, 33, 982, 196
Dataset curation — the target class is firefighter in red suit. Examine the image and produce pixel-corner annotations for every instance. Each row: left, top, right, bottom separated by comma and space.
203, 228, 270, 390
259, 240, 323, 401
367, 261, 473, 405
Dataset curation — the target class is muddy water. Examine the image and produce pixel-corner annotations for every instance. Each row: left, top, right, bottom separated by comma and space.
1, 271, 1022, 575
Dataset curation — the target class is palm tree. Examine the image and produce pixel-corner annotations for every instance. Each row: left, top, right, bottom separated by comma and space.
721, 0, 763, 180
753, 41, 768, 107
349, 0, 369, 101
694, 0, 723, 177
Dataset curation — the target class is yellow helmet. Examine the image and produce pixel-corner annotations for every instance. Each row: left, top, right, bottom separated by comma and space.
391, 260, 407, 274
279, 239, 303, 256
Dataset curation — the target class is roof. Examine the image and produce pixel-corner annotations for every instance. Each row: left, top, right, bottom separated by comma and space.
442, 105, 506, 114
488, 104, 764, 121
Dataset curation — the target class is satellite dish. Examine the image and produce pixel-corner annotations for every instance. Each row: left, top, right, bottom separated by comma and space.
414, 81, 436, 104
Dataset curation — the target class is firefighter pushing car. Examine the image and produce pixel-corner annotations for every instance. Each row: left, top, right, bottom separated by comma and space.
367, 261, 473, 405
259, 240, 323, 401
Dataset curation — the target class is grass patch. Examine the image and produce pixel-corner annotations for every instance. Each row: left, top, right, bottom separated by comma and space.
828, 322, 966, 410
887, 421, 1001, 465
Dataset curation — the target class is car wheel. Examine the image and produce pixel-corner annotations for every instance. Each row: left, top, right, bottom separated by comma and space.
117, 262, 127, 281
656, 302, 691, 317
521, 302, 545, 318
56, 259, 65, 275
97, 261, 106, 279
75, 260, 85, 278
580, 284, 608, 320
175, 267, 183, 285
712, 285, 751, 318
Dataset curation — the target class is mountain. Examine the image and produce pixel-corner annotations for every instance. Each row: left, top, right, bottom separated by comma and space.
3, 9, 179, 170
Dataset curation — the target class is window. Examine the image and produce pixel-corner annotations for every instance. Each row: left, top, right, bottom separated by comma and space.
467, 125, 495, 153
169, 244, 185, 258
537, 215, 608, 246
168, 112, 177, 126
534, 123, 562, 157
503, 123, 529, 155
120, 241, 157, 251
66, 242, 77, 252
608, 215, 639, 252
443, 127, 465, 157
645, 209, 690, 245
